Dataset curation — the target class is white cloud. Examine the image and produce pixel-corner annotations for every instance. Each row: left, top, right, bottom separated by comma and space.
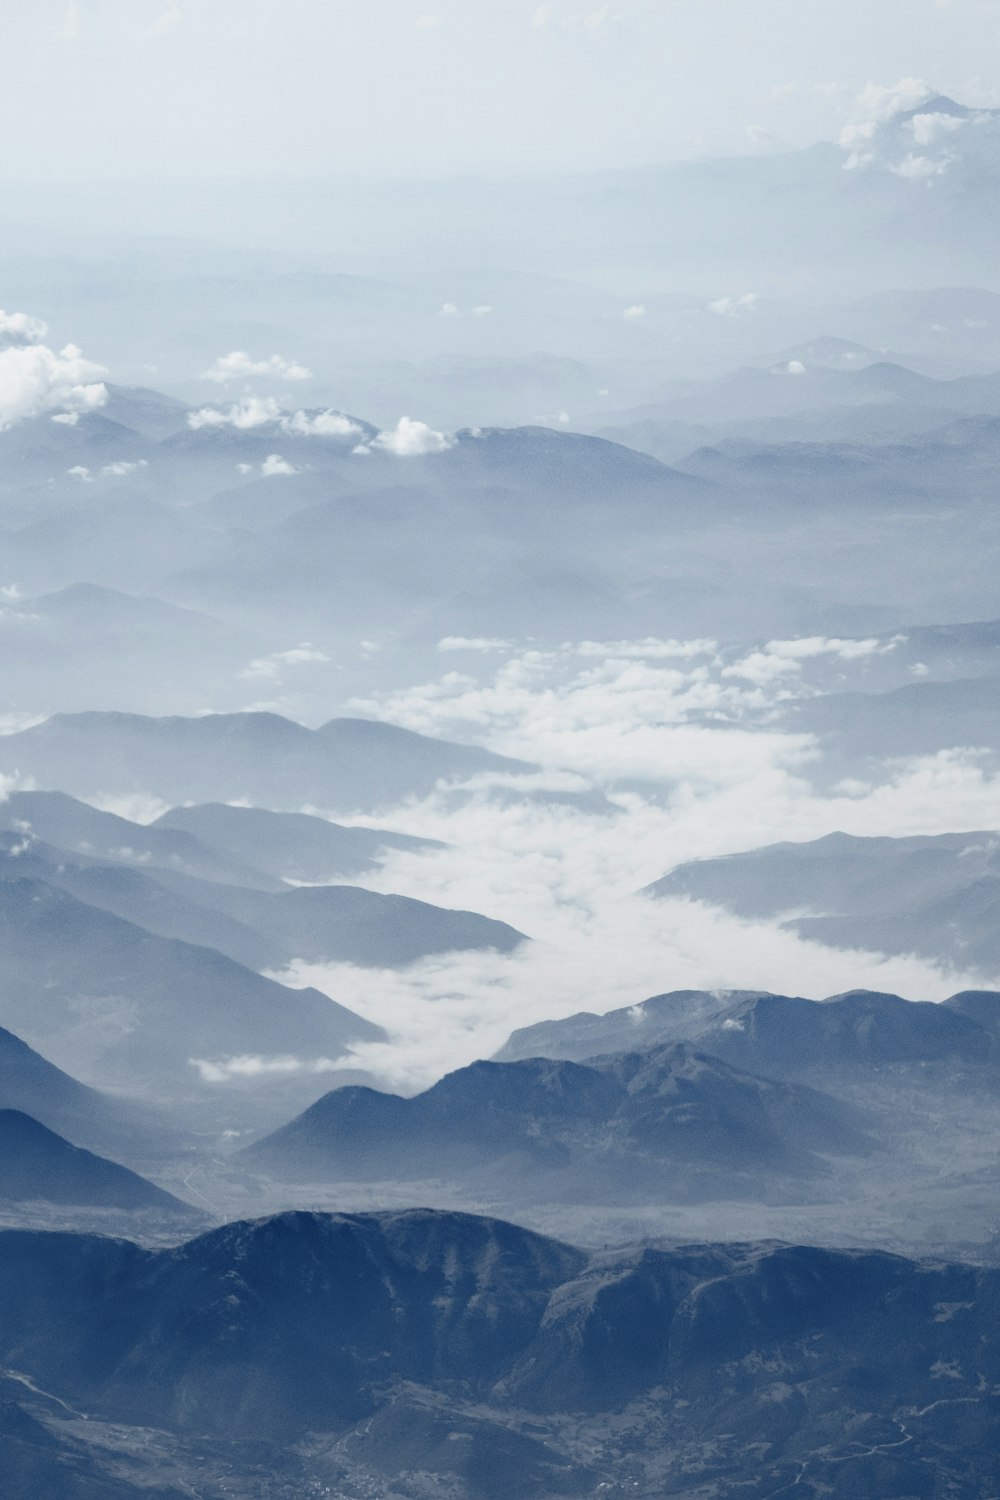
440, 302, 494, 319
201, 350, 312, 385
188, 396, 284, 430
66, 465, 92, 482
723, 634, 903, 686
623, 304, 647, 321
239, 642, 330, 682
838, 78, 933, 152
415, 13, 443, 27
910, 110, 967, 147
280, 409, 362, 438
146, 0, 185, 35
58, 1, 80, 40
101, 459, 149, 477
0, 336, 107, 431
188, 399, 361, 439
0, 311, 47, 348
890, 152, 951, 179
438, 637, 515, 652
261, 453, 299, 477
707, 293, 759, 318
365, 417, 455, 457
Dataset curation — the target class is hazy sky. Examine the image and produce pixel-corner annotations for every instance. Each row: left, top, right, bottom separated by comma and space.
2, 0, 1000, 178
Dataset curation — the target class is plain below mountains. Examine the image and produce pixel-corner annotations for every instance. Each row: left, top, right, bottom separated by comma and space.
0, 1208, 996, 1498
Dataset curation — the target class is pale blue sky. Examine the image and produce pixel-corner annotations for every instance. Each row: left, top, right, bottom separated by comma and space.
2, 0, 999, 178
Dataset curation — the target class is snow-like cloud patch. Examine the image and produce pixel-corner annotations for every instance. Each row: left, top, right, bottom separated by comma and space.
201, 351, 312, 385
0, 333, 107, 430
362, 417, 455, 457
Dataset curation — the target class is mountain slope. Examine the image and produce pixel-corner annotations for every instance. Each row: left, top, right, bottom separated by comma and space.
0, 1111, 189, 1214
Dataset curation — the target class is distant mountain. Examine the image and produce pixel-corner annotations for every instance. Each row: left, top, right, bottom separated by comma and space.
0, 1210, 995, 1497
0, 877, 384, 1107
154, 801, 445, 882
0, 828, 525, 970
649, 829, 1000, 975
779, 677, 1000, 764
242, 1042, 870, 1198
0, 1111, 189, 1214
687, 988, 995, 1083
495, 984, 1000, 1085
496, 987, 749, 1062
100, 384, 191, 440
0, 712, 533, 814
0, 1021, 160, 1161
0, 789, 280, 889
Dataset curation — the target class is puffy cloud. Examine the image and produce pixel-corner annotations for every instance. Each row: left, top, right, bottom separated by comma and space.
890, 152, 950, 179
261, 453, 299, 477
280, 409, 362, 438
838, 78, 933, 153
200, 350, 312, 385
439, 302, 494, 319
188, 395, 284, 430
189, 398, 361, 439
364, 417, 455, 457
910, 110, 967, 147
102, 459, 149, 477
0, 311, 47, 347
66, 465, 93, 482
622, 304, 647, 321
0, 333, 107, 431
723, 634, 903, 686
707, 292, 759, 318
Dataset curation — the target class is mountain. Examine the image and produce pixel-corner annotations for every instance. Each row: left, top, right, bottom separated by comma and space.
144, 878, 528, 968
242, 1042, 870, 1198
649, 829, 1000, 975
153, 801, 445, 882
0, 789, 280, 889
779, 677, 1000, 765
0, 1111, 189, 1214
0, 1211, 995, 1497
0, 1022, 161, 1161
689, 988, 996, 1083
495, 988, 760, 1062
0, 877, 384, 1110
0, 712, 534, 814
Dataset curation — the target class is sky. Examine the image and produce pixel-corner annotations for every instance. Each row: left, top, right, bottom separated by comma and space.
2, 0, 1000, 179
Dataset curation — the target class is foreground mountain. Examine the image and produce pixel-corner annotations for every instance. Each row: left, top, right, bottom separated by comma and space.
650, 829, 1000, 975
0, 712, 533, 815
0, 1111, 190, 1214
0, 1209, 996, 1497
241, 1043, 870, 1199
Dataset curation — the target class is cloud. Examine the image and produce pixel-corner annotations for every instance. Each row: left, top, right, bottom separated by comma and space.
438, 637, 515, 652
910, 110, 967, 147
707, 293, 759, 318
280, 410, 362, 438
188, 396, 284, 430
890, 153, 951, 179
364, 417, 455, 457
722, 635, 903, 687
201, 351, 312, 385
440, 302, 494, 319
261, 453, 299, 477
188, 399, 361, 439
58, 1, 80, 40
102, 459, 149, 477
0, 311, 47, 348
415, 13, 443, 27
838, 78, 934, 153
622, 304, 647, 321
238, 642, 331, 683
146, 0, 185, 35
0, 331, 107, 431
